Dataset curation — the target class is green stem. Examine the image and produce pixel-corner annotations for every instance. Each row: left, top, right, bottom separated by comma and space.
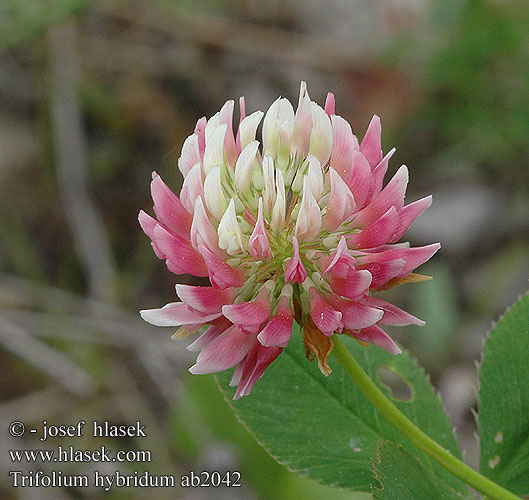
332, 336, 522, 500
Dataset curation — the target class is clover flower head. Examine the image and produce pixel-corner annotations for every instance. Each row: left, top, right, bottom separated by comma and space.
139, 82, 439, 399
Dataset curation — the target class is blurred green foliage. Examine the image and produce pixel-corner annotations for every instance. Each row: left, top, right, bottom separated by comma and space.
407, 262, 459, 374
421, 0, 529, 187
0, 0, 102, 52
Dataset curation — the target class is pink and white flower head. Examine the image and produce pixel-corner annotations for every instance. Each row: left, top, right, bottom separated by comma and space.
139, 82, 439, 399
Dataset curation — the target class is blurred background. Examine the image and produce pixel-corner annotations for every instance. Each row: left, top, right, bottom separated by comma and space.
1, 0, 528, 498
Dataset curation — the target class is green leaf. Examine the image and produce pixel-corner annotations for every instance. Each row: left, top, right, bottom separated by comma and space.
372, 441, 464, 500
478, 291, 529, 495
216, 326, 466, 494
282, 474, 371, 500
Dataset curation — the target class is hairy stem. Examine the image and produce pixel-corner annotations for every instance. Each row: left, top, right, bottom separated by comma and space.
332, 336, 521, 500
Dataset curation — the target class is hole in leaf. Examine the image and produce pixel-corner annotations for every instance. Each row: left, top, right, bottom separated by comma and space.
376, 367, 413, 402
488, 455, 500, 469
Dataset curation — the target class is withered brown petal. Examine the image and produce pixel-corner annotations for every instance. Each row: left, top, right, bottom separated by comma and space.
377, 273, 432, 291
343, 329, 371, 348
171, 326, 198, 340
302, 317, 333, 376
